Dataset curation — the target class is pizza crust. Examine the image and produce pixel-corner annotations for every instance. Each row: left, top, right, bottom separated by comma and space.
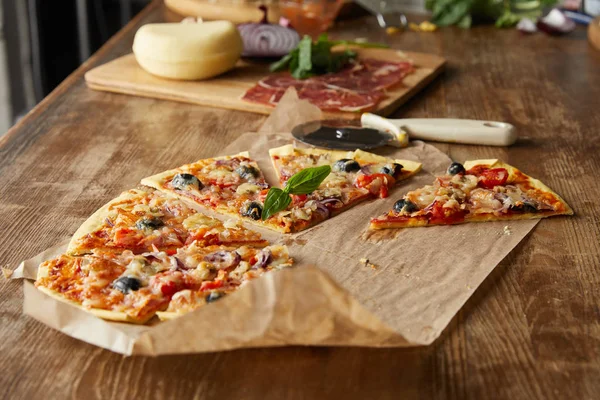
155, 311, 179, 321
67, 189, 148, 255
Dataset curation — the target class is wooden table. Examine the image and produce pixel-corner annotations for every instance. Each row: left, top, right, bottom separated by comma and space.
2, 2, 599, 398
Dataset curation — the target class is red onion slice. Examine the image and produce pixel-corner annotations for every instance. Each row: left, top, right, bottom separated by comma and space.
537, 9, 576, 35
238, 23, 300, 58
204, 251, 241, 270
252, 248, 272, 269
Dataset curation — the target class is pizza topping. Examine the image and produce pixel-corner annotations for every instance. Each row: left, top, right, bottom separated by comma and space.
204, 250, 242, 270
252, 248, 272, 269
206, 291, 224, 303
380, 163, 403, 176
333, 158, 361, 173
393, 199, 419, 213
235, 165, 260, 180
135, 217, 164, 231
478, 168, 509, 189
172, 173, 203, 191
447, 162, 466, 175
113, 276, 142, 294
241, 201, 263, 220
236, 182, 262, 195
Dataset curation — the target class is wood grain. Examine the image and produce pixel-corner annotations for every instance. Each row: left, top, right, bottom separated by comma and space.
84, 48, 445, 120
2, 1, 600, 399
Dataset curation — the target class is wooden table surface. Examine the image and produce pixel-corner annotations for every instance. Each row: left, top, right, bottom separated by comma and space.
2, 2, 600, 399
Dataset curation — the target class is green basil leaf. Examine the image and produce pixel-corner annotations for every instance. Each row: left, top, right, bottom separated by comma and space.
269, 51, 294, 72
262, 188, 292, 221
298, 35, 313, 71
285, 165, 331, 195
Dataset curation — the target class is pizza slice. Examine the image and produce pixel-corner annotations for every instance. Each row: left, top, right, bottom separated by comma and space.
267, 145, 422, 231
35, 242, 293, 324
370, 159, 573, 229
67, 186, 267, 255
140, 152, 292, 232
156, 244, 293, 320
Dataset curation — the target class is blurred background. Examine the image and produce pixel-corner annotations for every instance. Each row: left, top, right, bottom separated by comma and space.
1, 0, 596, 134
0, 0, 432, 133
0, 0, 152, 132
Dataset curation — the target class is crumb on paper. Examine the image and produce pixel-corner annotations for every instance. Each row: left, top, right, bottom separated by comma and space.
359, 258, 377, 270
2, 267, 13, 279
504, 226, 512, 235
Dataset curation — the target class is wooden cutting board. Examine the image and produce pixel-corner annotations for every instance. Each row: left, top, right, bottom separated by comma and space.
85, 48, 446, 119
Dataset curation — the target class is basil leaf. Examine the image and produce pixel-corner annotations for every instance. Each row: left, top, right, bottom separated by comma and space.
269, 52, 294, 72
285, 165, 331, 195
262, 188, 292, 221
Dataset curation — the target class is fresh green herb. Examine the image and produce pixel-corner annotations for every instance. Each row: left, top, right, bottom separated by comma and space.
261, 165, 331, 220
269, 34, 387, 80
425, 0, 556, 29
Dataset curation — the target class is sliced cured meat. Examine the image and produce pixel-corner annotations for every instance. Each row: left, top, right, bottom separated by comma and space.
297, 87, 383, 112
242, 85, 285, 105
242, 58, 414, 112
258, 75, 306, 90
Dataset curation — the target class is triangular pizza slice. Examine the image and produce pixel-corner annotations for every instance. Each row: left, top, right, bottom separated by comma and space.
140, 152, 294, 232
36, 242, 293, 324
67, 186, 268, 255
268, 145, 422, 232
370, 159, 573, 229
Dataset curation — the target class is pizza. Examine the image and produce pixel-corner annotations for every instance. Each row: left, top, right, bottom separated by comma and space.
242, 58, 414, 112
156, 244, 292, 320
369, 159, 573, 229
36, 243, 292, 324
268, 145, 422, 231
67, 186, 267, 255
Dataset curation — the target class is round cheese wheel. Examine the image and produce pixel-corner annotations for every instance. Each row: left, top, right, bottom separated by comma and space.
132, 21, 243, 80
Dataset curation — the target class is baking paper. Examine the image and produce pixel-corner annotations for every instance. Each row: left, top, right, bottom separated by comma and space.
12, 89, 539, 354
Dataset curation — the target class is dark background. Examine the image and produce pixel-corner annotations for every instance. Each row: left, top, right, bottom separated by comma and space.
2, 0, 151, 124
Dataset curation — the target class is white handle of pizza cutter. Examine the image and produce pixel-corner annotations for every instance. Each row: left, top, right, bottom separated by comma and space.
361, 113, 517, 146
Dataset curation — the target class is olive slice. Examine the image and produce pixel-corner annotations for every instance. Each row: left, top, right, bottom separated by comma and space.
236, 165, 259, 180
206, 292, 224, 303
333, 159, 361, 173
381, 163, 403, 176
171, 173, 203, 190
393, 199, 419, 214
135, 217, 164, 231
113, 276, 142, 294
241, 201, 262, 220
447, 162, 466, 175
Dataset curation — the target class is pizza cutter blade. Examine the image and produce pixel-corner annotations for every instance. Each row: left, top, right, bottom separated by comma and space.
291, 113, 517, 150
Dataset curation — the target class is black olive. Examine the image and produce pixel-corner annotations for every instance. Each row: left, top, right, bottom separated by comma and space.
512, 202, 537, 213
171, 173, 203, 190
381, 163, 403, 176
393, 199, 419, 214
241, 201, 262, 220
333, 159, 361, 173
236, 165, 259, 180
206, 292, 224, 303
113, 276, 142, 294
447, 162, 466, 175
135, 217, 164, 231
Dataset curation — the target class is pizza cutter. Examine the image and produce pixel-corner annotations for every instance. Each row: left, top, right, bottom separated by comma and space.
291, 113, 517, 150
